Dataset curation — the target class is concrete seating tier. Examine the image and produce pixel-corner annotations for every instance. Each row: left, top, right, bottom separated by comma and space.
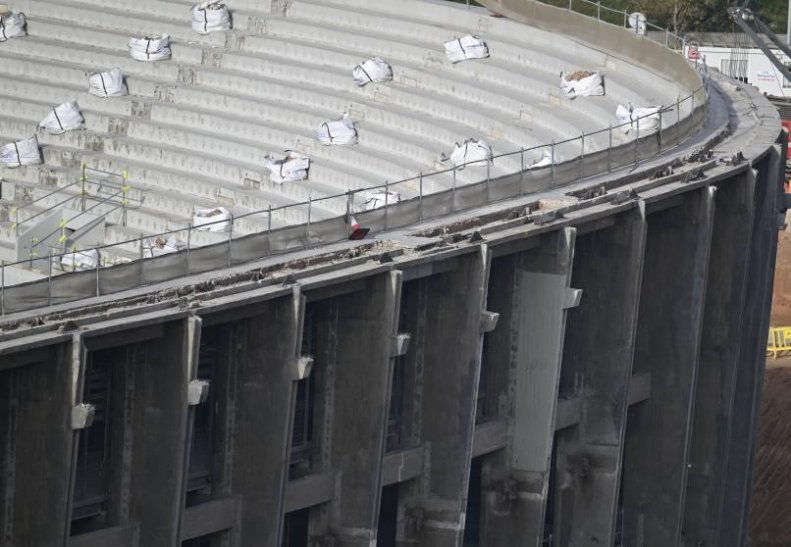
0, 0, 693, 266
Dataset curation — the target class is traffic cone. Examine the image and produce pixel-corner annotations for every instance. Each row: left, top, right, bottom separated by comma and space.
346, 213, 369, 240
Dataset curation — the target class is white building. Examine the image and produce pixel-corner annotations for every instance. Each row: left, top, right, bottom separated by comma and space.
683, 34, 791, 97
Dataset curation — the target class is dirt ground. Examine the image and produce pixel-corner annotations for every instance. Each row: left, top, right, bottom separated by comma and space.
751, 231, 791, 546
750, 357, 791, 546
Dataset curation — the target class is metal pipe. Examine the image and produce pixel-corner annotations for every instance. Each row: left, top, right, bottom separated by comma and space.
1, 260, 4, 315
550, 141, 556, 184
519, 148, 525, 195
267, 204, 272, 256
95, 249, 100, 297
608, 124, 613, 172
384, 180, 389, 231
580, 132, 585, 181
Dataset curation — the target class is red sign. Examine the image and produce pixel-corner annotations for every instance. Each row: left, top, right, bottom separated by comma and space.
688, 46, 701, 60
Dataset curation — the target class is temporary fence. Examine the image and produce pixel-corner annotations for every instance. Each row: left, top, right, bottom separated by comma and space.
767, 327, 791, 359
0, 1, 710, 315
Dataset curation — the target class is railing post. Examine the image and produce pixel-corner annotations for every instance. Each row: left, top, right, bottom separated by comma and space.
550, 141, 556, 184
608, 124, 613, 172
691, 91, 696, 139
1, 260, 5, 316
677, 96, 681, 147
95, 248, 100, 297
267, 204, 272, 256
623, 10, 627, 27
346, 190, 352, 238
452, 167, 457, 209
580, 132, 585, 181
228, 216, 234, 266
635, 113, 640, 166
306, 196, 312, 249
486, 160, 491, 196
185, 225, 192, 277
48, 249, 53, 306
384, 180, 389, 231
139, 233, 145, 286
568, 0, 572, 10
418, 172, 423, 222
658, 108, 663, 151
597, 1, 601, 20
519, 147, 525, 195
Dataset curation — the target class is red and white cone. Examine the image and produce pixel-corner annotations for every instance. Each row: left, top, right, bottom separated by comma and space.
347, 213, 369, 240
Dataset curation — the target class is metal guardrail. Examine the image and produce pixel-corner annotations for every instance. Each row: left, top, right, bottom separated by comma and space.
0, 0, 709, 315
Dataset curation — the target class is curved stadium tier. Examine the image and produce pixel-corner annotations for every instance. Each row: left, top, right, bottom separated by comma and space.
0, 0, 690, 275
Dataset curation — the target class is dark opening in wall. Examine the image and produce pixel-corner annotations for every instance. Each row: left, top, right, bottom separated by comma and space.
187, 326, 220, 504
290, 305, 316, 478
71, 348, 114, 534
182, 531, 223, 547
282, 508, 310, 547
463, 457, 483, 546
378, 484, 399, 547
543, 433, 559, 546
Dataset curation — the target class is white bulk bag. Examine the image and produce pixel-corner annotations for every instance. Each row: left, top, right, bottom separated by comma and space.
365, 190, 401, 210
143, 236, 179, 258
39, 101, 84, 134
128, 34, 171, 61
88, 68, 128, 97
528, 149, 557, 169
1, 135, 41, 167
265, 151, 310, 184
316, 112, 358, 146
444, 35, 489, 63
616, 104, 661, 135
353, 57, 393, 87
0, 12, 26, 41
191, 1, 231, 34
61, 248, 99, 271
193, 206, 231, 232
560, 71, 604, 99
448, 139, 492, 167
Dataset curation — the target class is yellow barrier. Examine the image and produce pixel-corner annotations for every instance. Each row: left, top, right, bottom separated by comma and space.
767, 326, 791, 359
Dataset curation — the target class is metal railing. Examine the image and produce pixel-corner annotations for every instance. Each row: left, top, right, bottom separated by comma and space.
0, 0, 709, 315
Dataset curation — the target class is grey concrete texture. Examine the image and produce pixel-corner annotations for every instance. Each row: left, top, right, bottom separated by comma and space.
0, 0, 694, 268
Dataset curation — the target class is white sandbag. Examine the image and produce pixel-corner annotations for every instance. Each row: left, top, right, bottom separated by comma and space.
353, 57, 393, 87
364, 190, 401, 210
265, 151, 310, 184
39, 101, 84, 134
560, 70, 604, 99
527, 150, 558, 169
0, 12, 26, 41
143, 236, 179, 258
88, 68, 128, 97
444, 35, 489, 63
316, 112, 358, 146
616, 104, 661, 135
193, 206, 232, 232
0, 135, 41, 167
128, 34, 171, 61
448, 139, 492, 168
61, 248, 99, 271
191, 0, 231, 34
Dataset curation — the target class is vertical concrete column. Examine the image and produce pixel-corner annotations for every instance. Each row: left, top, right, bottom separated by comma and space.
683, 174, 755, 545
480, 228, 577, 547
0, 336, 80, 547
129, 319, 191, 547
231, 289, 305, 547
322, 272, 402, 546
554, 206, 646, 546
722, 149, 784, 545
417, 246, 490, 547
621, 187, 715, 546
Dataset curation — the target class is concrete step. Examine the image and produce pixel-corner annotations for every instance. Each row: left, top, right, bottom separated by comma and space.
0, 52, 163, 97
24, 16, 207, 65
